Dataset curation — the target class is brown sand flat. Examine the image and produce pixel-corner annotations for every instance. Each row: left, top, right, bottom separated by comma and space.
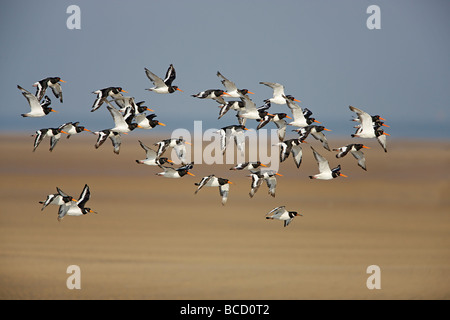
0, 133, 449, 300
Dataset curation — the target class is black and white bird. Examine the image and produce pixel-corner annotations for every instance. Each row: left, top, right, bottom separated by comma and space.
33, 77, 65, 103
194, 174, 232, 205
236, 93, 270, 124
349, 106, 390, 152
216, 71, 254, 97
230, 162, 267, 171
92, 129, 122, 154
259, 82, 301, 105
91, 87, 128, 112
333, 143, 370, 171
275, 138, 305, 168
309, 146, 347, 180
156, 162, 195, 178
57, 184, 96, 221
265, 206, 302, 227
134, 113, 166, 130
294, 125, 332, 151
18, 85, 56, 117
154, 137, 191, 164
215, 124, 249, 155
144, 64, 182, 94
58, 122, 91, 139
39, 187, 76, 211
136, 140, 174, 166
192, 89, 230, 99
249, 170, 282, 198
32, 127, 65, 152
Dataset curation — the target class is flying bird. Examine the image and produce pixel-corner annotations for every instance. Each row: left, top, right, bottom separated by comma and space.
333, 143, 370, 171
33, 77, 65, 103
349, 106, 389, 152
192, 89, 230, 99
91, 87, 128, 112
194, 174, 232, 205
18, 85, 56, 117
39, 187, 76, 211
309, 146, 347, 180
145, 64, 182, 94
92, 129, 122, 154
58, 122, 91, 139
257, 112, 291, 141
32, 127, 65, 152
275, 138, 305, 168
57, 184, 97, 221
249, 170, 282, 198
156, 162, 195, 178
265, 205, 302, 227
136, 140, 174, 166
284, 95, 321, 128
134, 113, 166, 130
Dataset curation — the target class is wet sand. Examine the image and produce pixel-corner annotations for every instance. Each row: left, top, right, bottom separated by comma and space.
0, 133, 449, 300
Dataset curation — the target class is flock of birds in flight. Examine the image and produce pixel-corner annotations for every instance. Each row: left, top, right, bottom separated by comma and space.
19, 64, 390, 227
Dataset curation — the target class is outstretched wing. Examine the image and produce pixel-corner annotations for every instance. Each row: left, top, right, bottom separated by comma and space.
195, 175, 214, 194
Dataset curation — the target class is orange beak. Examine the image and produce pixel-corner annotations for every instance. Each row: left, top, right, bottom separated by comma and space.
383, 132, 390, 136
285, 115, 292, 119
314, 119, 321, 124
323, 128, 331, 131
246, 91, 255, 94
294, 98, 301, 102
158, 122, 166, 126
51, 109, 58, 113
339, 173, 348, 177
362, 145, 370, 149
121, 89, 128, 93
185, 141, 192, 145
176, 88, 183, 92
382, 124, 390, 127
146, 107, 155, 112
380, 117, 386, 121
187, 172, 195, 176
228, 181, 233, 184
59, 79, 66, 83
260, 163, 267, 167
83, 128, 91, 132
167, 159, 174, 163
222, 92, 231, 96
276, 173, 283, 176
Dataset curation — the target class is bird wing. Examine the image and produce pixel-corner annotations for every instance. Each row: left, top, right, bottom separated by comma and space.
219, 183, 230, 205
311, 146, 331, 174
274, 119, 287, 141
50, 83, 63, 103
350, 149, 367, 171
260, 82, 284, 98
109, 132, 121, 154
239, 93, 257, 113
217, 71, 237, 92
349, 106, 373, 135
234, 130, 246, 154
76, 184, 90, 208
285, 97, 306, 123
291, 144, 303, 168
18, 85, 42, 113
311, 130, 330, 151
249, 173, 263, 198
155, 140, 169, 157
195, 175, 214, 194
265, 175, 277, 197
145, 67, 166, 88
107, 106, 128, 129
376, 132, 388, 152
163, 64, 176, 86
33, 129, 46, 151
334, 145, 351, 158
49, 133, 61, 151
138, 140, 157, 160
174, 143, 187, 164
266, 205, 286, 216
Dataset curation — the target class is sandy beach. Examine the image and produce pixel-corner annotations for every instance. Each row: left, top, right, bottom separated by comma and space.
0, 133, 449, 300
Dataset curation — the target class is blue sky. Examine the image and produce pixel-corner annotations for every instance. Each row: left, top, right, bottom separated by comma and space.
1, 0, 449, 138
